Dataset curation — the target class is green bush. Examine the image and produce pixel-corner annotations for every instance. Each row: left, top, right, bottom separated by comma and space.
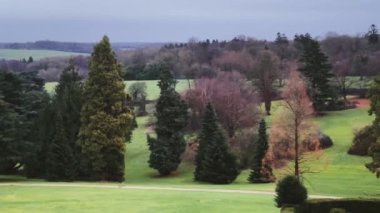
295, 199, 380, 213
319, 133, 333, 149
348, 126, 376, 156
275, 175, 308, 208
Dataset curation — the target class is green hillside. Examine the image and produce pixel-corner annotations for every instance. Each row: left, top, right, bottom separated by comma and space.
0, 49, 88, 60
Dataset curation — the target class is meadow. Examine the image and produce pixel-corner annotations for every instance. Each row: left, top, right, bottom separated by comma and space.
0, 49, 88, 60
1, 80, 379, 213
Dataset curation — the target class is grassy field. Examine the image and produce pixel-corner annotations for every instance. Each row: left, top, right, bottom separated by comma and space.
0, 49, 88, 60
1, 80, 379, 212
0, 186, 277, 213
45, 80, 191, 100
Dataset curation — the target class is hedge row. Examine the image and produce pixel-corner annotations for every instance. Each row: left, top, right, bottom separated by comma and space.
295, 199, 380, 213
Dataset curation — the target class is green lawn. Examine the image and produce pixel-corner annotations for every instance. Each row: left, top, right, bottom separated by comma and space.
0, 186, 277, 213
0, 49, 88, 60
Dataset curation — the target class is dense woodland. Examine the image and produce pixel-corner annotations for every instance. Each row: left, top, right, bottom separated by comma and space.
1, 25, 380, 211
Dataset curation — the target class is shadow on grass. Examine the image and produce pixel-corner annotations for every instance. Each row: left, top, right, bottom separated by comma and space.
0, 175, 29, 182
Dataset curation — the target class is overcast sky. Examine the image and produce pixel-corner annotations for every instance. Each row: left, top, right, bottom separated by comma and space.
0, 0, 378, 42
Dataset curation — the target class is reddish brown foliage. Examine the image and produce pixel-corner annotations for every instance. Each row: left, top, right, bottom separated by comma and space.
269, 71, 321, 177
184, 71, 260, 138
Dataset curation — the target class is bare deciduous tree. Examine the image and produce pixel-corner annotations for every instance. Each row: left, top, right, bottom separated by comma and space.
269, 71, 321, 178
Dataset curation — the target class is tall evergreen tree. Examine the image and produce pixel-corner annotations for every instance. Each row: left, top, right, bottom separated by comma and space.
42, 64, 83, 180
194, 103, 240, 184
248, 119, 274, 183
295, 34, 335, 110
147, 64, 188, 176
0, 70, 47, 175
78, 36, 134, 181
45, 113, 76, 181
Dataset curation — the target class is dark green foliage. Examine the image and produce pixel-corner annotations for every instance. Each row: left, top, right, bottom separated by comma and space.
125, 63, 161, 80
45, 114, 76, 181
275, 175, 308, 208
248, 119, 274, 183
78, 36, 134, 182
40, 64, 83, 180
366, 24, 379, 46
317, 133, 333, 149
194, 103, 240, 184
148, 64, 188, 176
295, 199, 380, 213
0, 70, 47, 175
366, 75, 380, 177
348, 126, 375, 156
295, 34, 335, 111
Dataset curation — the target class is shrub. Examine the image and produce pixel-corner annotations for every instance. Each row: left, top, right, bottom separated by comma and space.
295, 198, 380, 213
275, 175, 308, 208
348, 126, 376, 156
318, 133, 333, 149
229, 129, 257, 169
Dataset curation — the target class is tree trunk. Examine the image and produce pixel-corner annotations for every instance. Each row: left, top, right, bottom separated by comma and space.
294, 119, 300, 178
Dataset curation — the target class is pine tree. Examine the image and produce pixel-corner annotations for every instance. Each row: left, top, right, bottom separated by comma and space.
147, 64, 188, 176
295, 34, 335, 111
45, 113, 76, 181
248, 119, 274, 183
194, 103, 240, 184
42, 64, 83, 180
78, 36, 134, 181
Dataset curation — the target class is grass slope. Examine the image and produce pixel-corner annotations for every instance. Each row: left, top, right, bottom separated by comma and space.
0, 186, 277, 213
0, 49, 88, 60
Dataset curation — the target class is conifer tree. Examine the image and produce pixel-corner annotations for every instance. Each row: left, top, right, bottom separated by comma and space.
148, 64, 188, 176
248, 119, 274, 183
78, 36, 133, 181
295, 34, 335, 110
42, 64, 83, 180
45, 113, 76, 181
194, 103, 240, 184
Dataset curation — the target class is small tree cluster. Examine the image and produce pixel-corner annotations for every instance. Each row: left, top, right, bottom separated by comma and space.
184, 71, 259, 138
128, 82, 147, 116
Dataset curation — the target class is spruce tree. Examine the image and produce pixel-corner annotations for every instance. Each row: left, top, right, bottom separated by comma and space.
78, 36, 133, 181
248, 119, 274, 183
147, 64, 188, 176
45, 113, 76, 181
295, 34, 335, 110
42, 64, 83, 180
194, 103, 240, 184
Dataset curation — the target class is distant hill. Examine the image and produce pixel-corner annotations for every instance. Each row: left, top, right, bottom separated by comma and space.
0, 41, 165, 53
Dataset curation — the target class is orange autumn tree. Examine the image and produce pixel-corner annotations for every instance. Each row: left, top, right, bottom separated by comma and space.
270, 71, 321, 178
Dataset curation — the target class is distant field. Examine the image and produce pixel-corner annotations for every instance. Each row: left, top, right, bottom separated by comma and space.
45, 80, 192, 100
0, 49, 88, 60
